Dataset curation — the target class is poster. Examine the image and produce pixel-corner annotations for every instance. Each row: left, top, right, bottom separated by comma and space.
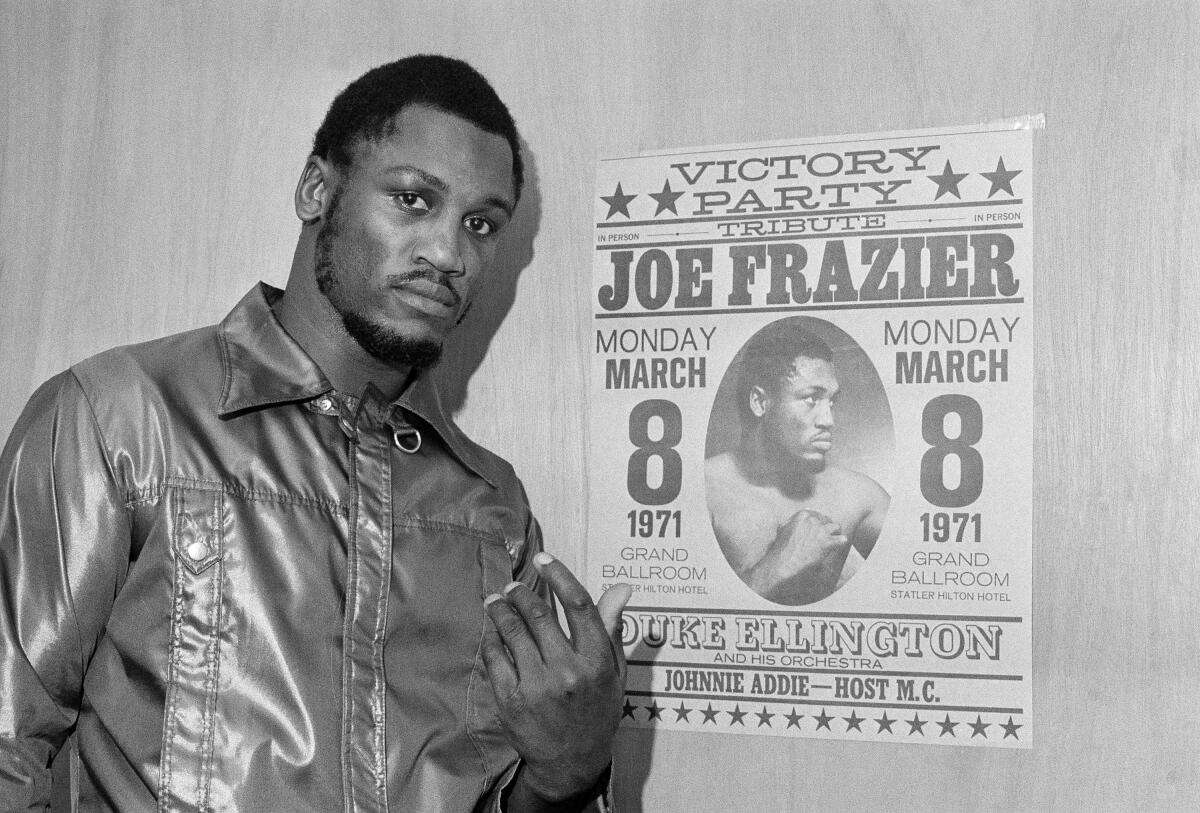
586, 120, 1034, 748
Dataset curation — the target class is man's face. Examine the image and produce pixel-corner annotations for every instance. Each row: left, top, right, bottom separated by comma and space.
753, 355, 839, 471
314, 104, 516, 369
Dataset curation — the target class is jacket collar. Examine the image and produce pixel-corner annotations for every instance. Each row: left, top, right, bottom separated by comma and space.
216, 283, 499, 487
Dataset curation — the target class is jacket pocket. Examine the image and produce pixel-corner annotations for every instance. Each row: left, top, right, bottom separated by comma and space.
383, 521, 517, 810
158, 484, 226, 813
465, 535, 520, 784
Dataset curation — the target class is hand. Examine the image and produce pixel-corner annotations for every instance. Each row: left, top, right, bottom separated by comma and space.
481, 551, 632, 807
745, 509, 850, 603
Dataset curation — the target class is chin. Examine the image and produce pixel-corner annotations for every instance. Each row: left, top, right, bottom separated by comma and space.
342, 311, 445, 369
796, 453, 828, 472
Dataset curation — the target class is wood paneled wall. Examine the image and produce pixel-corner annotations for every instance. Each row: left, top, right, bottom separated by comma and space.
2, 2, 1196, 809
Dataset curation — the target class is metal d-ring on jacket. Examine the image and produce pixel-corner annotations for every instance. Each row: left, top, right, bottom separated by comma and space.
0, 283, 544, 812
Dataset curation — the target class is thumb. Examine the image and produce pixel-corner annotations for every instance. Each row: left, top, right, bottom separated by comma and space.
596, 582, 633, 642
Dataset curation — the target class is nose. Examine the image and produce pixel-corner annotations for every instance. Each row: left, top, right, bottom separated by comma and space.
814, 399, 834, 429
414, 215, 465, 277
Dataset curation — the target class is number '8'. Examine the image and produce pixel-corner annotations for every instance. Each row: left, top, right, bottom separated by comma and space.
627, 399, 683, 505
920, 394, 983, 507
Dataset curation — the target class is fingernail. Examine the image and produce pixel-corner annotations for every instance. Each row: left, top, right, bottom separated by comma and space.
533, 551, 554, 568
484, 593, 504, 606
503, 581, 523, 595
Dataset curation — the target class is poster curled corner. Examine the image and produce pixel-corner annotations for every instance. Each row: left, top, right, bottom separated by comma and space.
984, 113, 1046, 131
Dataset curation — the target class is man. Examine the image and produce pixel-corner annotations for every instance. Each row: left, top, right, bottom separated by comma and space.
0, 56, 628, 812
705, 321, 890, 605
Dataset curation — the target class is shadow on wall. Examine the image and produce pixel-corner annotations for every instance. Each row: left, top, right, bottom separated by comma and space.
435, 139, 542, 415
612, 637, 660, 811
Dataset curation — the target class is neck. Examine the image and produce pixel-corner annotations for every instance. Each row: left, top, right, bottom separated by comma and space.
736, 428, 818, 496
275, 228, 413, 401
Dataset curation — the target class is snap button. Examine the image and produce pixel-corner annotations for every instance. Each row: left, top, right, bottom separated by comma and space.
316, 396, 333, 411
393, 428, 422, 454
185, 541, 210, 561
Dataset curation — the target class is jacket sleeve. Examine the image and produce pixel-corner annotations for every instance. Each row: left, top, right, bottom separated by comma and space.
0, 371, 132, 810
487, 763, 614, 813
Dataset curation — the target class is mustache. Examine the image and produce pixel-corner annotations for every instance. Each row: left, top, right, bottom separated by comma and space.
385, 269, 462, 306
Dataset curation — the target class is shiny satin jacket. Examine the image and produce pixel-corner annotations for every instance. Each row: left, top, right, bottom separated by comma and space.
0, 285, 541, 812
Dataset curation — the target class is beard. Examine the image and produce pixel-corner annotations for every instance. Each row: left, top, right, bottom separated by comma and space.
314, 190, 444, 372
335, 309, 443, 370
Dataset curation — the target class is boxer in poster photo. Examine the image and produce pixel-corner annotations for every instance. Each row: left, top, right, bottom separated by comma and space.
705, 317, 892, 605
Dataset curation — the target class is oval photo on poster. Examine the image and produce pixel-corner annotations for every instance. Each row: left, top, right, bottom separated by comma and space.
703, 316, 894, 605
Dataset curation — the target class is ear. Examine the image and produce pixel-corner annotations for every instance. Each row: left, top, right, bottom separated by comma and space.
748, 385, 771, 418
295, 156, 334, 224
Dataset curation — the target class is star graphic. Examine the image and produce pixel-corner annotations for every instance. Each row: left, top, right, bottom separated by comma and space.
755, 706, 775, 728
673, 702, 692, 722
937, 715, 959, 737
645, 701, 663, 721
874, 712, 896, 734
1001, 716, 1022, 740
600, 182, 636, 219
648, 179, 685, 216
843, 710, 865, 732
907, 714, 927, 735
969, 715, 990, 738
980, 157, 1021, 198
621, 700, 638, 720
814, 708, 834, 731
928, 161, 969, 200
727, 705, 747, 726
700, 703, 720, 724
784, 708, 805, 729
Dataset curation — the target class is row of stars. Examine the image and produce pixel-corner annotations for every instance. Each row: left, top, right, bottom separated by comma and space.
622, 699, 1022, 740
599, 157, 1021, 219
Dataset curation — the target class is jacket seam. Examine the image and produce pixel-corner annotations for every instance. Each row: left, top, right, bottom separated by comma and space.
392, 516, 506, 545
64, 370, 127, 699
341, 439, 362, 813
195, 492, 224, 811
125, 477, 348, 514
370, 436, 392, 811
159, 490, 184, 812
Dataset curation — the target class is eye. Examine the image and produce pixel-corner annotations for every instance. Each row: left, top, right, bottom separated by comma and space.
464, 215, 497, 236
392, 192, 430, 212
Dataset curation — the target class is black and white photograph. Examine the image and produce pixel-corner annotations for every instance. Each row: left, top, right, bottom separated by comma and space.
1, 2, 1196, 811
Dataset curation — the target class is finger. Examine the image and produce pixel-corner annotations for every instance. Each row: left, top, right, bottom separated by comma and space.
597, 583, 632, 682
479, 623, 520, 700
596, 583, 632, 643
532, 552, 610, 657
501, 580, 574, 661
484, 593, 543, 675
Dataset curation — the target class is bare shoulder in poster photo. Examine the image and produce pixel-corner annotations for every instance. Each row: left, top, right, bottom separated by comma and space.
705, 316, 893, 605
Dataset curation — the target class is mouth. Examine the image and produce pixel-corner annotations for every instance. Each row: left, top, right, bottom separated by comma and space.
387, 273, 461, 313
809, 436, 833, 451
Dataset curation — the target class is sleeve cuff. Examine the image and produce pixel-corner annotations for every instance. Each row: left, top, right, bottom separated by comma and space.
491, 759, 614, 813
